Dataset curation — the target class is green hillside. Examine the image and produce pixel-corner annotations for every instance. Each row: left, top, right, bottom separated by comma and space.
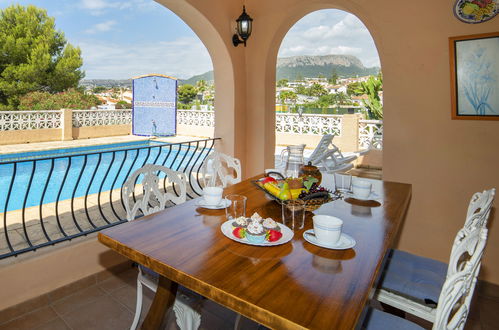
180, 71, 214, 85
276, 64, 379, 81
178, 54, 380, 85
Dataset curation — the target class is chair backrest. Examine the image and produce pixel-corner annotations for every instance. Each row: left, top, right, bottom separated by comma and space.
122, 164, 187, 221
307, 134, 334, 162
432, 188, 495, 329
465, 188, 495, 230
201, 151, 241, 188
433, 226, 488, 330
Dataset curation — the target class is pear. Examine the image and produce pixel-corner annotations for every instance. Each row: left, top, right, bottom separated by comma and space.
278, 182, 291, 200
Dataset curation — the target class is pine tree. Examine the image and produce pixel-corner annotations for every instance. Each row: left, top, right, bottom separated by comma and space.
0, 5, 84, 109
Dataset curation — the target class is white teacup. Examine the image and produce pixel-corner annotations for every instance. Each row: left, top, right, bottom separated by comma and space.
203, 186, 223, 206
352, 180, 372, 199
313, 215, 343, 245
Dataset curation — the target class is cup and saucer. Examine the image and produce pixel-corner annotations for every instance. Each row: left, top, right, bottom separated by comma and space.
347, 180, 378, 201
303, 215, 356, 250
196, 186, 230, 209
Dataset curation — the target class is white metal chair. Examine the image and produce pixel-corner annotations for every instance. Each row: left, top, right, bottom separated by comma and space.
374, 188, 495, 323
465, 189, 495, 230
365, 223, 489, 330
188, 151, 242, 197
122, 164, 201, 330
201, 151, 241, 187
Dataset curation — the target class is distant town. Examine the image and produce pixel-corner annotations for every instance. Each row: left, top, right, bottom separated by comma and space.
82, 72, 383, 120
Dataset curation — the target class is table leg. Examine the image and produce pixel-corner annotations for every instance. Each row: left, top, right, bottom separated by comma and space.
141, 276, 179, 330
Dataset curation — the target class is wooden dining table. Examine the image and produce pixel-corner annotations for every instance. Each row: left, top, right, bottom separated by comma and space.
98, 174, 411, 330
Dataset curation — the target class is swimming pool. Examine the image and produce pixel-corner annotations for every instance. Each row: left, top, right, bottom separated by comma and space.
0, 140, 210, 212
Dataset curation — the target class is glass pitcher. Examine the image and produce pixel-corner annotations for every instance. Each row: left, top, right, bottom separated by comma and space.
280, 144, 305, 178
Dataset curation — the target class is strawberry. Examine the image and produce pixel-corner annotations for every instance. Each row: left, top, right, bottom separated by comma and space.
233, 227, 246, 239
266, 230, 283, 242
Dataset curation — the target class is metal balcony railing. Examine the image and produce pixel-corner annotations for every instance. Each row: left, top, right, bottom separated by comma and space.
0, 138, 219, 259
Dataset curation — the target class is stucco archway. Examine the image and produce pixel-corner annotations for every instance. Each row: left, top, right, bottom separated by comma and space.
273, 8, 383, 167
241, 0, 384, 177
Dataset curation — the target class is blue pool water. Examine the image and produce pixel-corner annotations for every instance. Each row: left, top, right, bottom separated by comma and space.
0, 140, 208, 212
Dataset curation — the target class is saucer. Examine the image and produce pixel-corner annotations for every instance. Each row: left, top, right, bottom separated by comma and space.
196, 198, 230, 209
347, 191, 379, 201
303, 229, 356, 250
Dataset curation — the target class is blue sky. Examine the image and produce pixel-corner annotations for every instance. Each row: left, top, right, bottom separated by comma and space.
0, 1, 379, 80
279, 10, 380, 68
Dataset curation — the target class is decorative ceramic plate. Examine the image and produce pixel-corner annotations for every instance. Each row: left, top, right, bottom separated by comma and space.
454, 0, 498, 23
220, 220, 294, 246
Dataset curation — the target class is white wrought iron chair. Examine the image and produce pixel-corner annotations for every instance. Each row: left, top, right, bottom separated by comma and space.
365, 223, 489, 330
189, 151, 242, 195
122, 164, 201, 330
201, 151, 241, 187
373, 188, 495, 323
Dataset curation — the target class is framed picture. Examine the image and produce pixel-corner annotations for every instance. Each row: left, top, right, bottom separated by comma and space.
449, 32, 499, 120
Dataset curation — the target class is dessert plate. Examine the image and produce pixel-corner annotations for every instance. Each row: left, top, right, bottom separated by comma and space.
303, 229, 356, 250
196, 198, 230, 209
220, 221, 294, 246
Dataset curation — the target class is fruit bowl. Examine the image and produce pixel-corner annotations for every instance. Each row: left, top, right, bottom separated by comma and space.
253, 174, 336, 211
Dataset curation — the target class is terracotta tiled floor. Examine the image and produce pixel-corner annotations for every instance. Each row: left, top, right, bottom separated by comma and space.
0, 266, 262, 330
0, 264, 497, 329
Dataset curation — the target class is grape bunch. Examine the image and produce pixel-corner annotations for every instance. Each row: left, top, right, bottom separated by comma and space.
298, 184, 332, 200
309, 185, 331, 194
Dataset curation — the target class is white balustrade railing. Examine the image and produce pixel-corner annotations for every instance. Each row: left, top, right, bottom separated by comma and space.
72, 110, 132, 127
0, 110, 62, 131
359, 119, 383, 149
177, 109, 214, 127
1, 110, 383, 151
276, 113, 342, 136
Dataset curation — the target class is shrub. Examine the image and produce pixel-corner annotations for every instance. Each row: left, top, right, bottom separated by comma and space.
18, 89, 101, 110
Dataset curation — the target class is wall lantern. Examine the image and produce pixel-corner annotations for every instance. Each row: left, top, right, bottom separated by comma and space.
232, 6, 253, 47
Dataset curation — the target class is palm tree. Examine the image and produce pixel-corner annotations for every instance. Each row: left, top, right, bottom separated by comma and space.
279, 90, 297, 106
195, 80, 207, 93
354, 75, 383, 119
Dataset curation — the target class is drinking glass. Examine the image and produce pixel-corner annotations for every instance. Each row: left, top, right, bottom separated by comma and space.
281, 199, 306, 230
333, 173, 352, 193
225, 194, 247, 220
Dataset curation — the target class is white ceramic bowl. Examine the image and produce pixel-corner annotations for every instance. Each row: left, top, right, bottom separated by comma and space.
312, 215, 343, 245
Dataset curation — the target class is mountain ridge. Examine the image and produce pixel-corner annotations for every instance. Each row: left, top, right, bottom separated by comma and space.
80, 54, 379, 87
181, 54, 379, 85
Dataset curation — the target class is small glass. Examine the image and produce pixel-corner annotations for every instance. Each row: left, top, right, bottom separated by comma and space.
333, 173, 352, 193
225, 194, 247, 220
281, 199, 306, 230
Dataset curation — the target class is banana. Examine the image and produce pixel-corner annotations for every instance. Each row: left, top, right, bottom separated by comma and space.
263, 182, 280, 197
290, 188, 305, 200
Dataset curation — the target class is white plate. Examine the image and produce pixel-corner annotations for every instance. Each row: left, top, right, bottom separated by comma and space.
196, 198, 230, 209
346, 191, 379, 201
220, 221, 294, 246
303, 229, 356, 250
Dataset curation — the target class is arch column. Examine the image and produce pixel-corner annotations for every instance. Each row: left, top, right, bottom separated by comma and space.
155, 0, 248, 169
